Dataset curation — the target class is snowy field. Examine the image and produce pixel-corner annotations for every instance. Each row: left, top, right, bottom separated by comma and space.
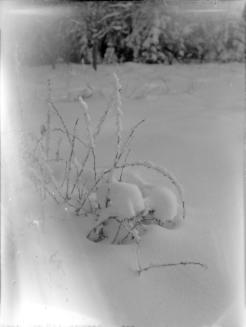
2, 62, 245, 327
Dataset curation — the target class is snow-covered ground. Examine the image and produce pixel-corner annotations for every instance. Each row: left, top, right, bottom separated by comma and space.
2, 62, 245, 327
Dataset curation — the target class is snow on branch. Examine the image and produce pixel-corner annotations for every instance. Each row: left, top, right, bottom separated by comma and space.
78, 96, 97, 182
113, 72, 123, 161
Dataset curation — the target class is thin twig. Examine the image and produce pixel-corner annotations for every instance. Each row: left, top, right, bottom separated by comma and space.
75, 170, 117, 213
137, 261, 208, 275
113, 72, 123, 162
91, 149, 97, 184
117, 119, 145, 162
48, 101, 72, 146
135, 243, 141, 272
52, 127, 88, 148
47, 78, 52, 102
69, 147, 91, 197
119, 148, 131, 181
33, 133, 46, 156
111, 221, 123, 244
28, 167, 60, 204
93, 92, 115, 140
45, 108, 51, 159
55, 137, 63, 161
30, 148, 78, 209
61, 160, 68, 188
104, 73, 123, 207
119, 218, 143, 244
31, 152, 64, 200
65, 118, 79, 199
78, 96, 97, 182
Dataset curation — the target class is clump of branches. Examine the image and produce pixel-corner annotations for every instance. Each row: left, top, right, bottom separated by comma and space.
23, 72, 207, 273
25, 73, 185, 240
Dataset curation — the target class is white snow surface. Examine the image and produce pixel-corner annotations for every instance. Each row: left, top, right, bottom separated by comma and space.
2, 62, 245, 327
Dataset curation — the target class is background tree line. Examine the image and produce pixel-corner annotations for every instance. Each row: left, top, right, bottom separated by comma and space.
16, 0, 245, 69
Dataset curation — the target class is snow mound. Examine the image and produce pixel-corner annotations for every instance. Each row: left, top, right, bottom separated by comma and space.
122, 170, 180, 228
122, 170, 152, 197
145, 186, 178, 223
96, 180, 145, 219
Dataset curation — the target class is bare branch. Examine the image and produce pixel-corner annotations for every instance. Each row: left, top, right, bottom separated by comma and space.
119, 148, 131, 181
93, 92, 115, 139
65, 118, 79, 198
52, 127, 88, 148
69, 147, 92, 197
117, 119, 145, 162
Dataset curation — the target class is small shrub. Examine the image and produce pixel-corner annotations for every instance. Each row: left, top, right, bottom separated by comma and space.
23, 74, 185, 246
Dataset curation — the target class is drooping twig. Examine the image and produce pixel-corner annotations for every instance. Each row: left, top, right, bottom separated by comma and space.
137, 261, 208, 275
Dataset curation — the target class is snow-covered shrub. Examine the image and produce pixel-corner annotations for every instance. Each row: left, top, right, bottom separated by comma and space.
14, 1, 244, 67
180, 14, 245, 63
24, 73, 185, 245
